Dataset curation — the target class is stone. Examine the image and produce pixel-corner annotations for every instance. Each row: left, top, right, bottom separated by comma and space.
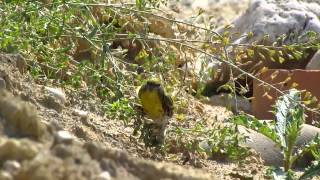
16, 152, 101, 180
239, 123, 320, 167
0, 90, 46, 139
73, 109, 89, 119
219, 0, 320, 45
0, 171, 12, 180
38, 86, 67, 113
0, 78, 6, 90
53, 131, 74, 145
0, 138, 40, 163
0, 71, 12, 91
306, 50, 320, 69
44, 86, 66, 104
209, 93, 251, 114
2, 160, 21, 174
14, 54, 27, 74
95, 171, 112, 180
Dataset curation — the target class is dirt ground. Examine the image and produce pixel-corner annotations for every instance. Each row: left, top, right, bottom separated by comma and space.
0, 1, 275, 180
0, 53, 267, 180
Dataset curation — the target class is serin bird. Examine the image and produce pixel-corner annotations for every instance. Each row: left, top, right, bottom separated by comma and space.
137, 80, 174, 147
138, 80, 173, 121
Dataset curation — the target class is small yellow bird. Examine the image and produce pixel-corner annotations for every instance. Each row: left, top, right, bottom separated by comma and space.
138, 80, 173, 121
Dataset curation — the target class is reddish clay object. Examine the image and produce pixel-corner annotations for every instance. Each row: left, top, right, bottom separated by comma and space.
252, 69, 320, 124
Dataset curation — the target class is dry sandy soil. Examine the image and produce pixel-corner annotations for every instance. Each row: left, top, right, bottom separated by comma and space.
0, 1, 275, 180
0, 53, 266, 179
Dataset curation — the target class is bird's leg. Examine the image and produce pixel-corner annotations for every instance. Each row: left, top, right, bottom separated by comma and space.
140, 117, 170, 149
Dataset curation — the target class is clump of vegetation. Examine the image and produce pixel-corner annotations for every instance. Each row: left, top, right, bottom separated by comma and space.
0, 0, 177, 123
232, 89, 320, 179
2, 0, 320, 172
166, 121, 249, 162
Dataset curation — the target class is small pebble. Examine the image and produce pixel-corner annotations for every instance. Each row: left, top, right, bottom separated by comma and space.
95, 171, 111, 180
44, 86, 66, 104
2, 160, 21, 174
15, 54, 27, 74
0, 171, 13, 180
54, 130, 74, 145
0, 78, 6, 89
73, 109, 89, 119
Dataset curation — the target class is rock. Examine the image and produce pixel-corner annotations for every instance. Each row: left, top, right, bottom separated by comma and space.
72, 125, 90, 140
16, 152, 101, 180
14, 54, 27, 74
239, 126, 282, 166
0, 78, 6, 90
2, 160, 21, 174
44, 87, 66, 104
38, 87, 67, 112
95, 171, 111, 180
0, 54, 27, 74
53, 131, 74, 145
0, 138, 40, 163
306, 50, 320, 69
239, 123, 320, 167
100, 159, 117, 177
0, 171, 13, 180
220, 0, 320, 45
73, 109, 89, 119
39, 95, 63, 113
0, 90, 46, 139
210, 93, 251, 114
0, 70, 12, 91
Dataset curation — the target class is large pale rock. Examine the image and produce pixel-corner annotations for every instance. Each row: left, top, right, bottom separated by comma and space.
220, 0, 320, 44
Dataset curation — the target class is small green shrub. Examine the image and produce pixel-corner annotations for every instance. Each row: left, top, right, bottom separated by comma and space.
232, 89, 320, 179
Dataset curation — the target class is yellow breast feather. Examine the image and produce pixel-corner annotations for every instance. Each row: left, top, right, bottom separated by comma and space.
139, 89, 164, 120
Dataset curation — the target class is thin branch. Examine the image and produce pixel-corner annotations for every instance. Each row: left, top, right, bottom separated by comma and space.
65, 2, 223, 39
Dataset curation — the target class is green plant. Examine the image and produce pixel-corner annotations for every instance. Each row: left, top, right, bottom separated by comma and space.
104, 97, 137, 125
2, 1, 320, 173
0, 0, 176, 123
232, 89, 320, 179
168, 121, 249, 161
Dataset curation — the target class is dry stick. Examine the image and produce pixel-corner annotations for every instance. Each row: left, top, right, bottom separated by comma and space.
65, 2, 223, 39
221, 38, 240, 113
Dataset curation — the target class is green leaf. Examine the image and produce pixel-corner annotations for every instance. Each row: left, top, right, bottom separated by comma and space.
275, 89, 303, 148
293, 51, 303, 60
87, 26, 99, 38
279, 56, 285, 63
299, 161, 320, 180
269, 167, 295, 180
136, 0, 146, 9
274, 89, 305, 171
231, 114, 278, 143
